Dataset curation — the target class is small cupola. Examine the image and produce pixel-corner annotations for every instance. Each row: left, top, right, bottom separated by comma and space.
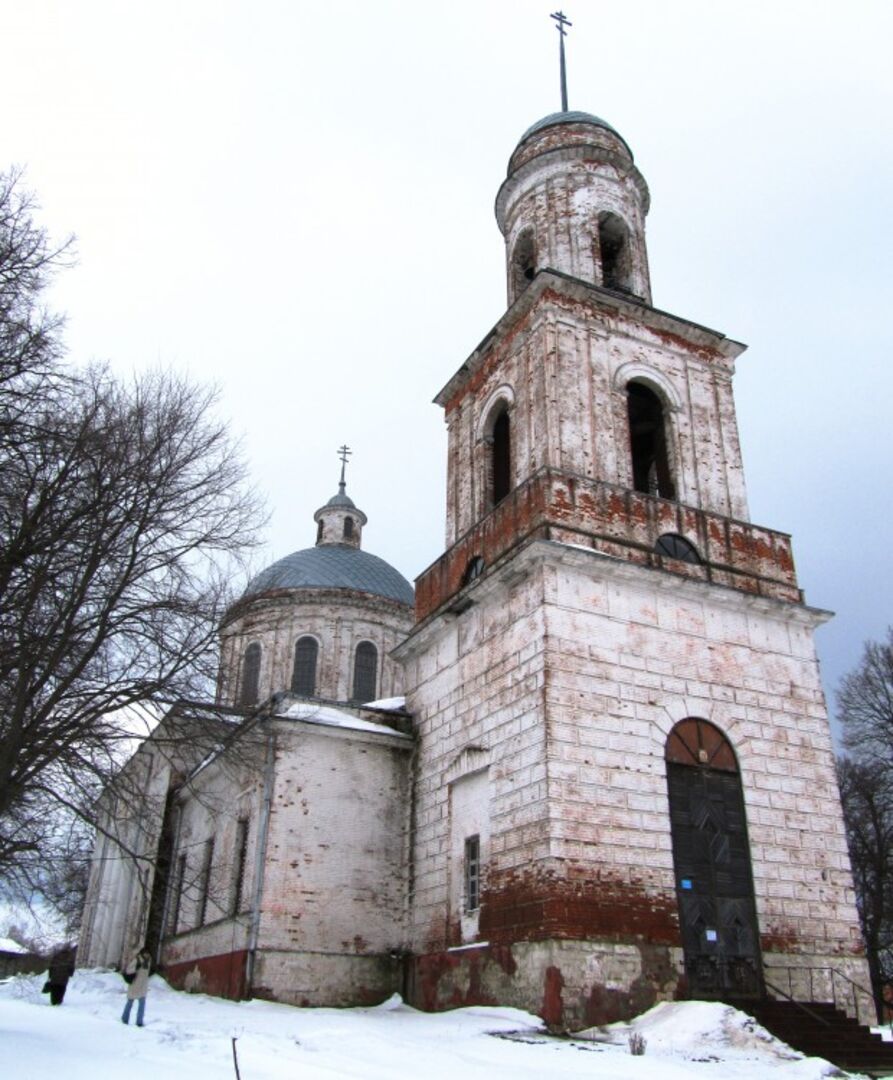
313, 446, 367, 549
496, 112, 652, 306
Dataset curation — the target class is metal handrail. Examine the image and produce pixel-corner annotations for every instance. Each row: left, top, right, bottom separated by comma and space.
762, 977, 835, 1029
771, 966, 877, 1023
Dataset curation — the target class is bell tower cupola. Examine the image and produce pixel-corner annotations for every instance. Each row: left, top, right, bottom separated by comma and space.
496, 111, 652, 306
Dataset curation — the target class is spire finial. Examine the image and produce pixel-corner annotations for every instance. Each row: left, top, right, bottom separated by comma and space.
337, 444, 352, 493
550, 11, 572, 112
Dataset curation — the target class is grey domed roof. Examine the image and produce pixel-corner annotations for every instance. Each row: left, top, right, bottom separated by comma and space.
244, 544, 414, 606
517, 111, 632, 158
325, 490, 356, 509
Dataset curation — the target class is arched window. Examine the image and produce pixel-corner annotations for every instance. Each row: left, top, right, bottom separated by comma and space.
316, 520, 323, 543
627, 382, 675, 500
510, 229, 536, 299
352, 641, 378, 703
291, 636, 318, 696
239, 643, 261, 707
491, 408, 511, 506
655, 533, 700, 564
343, 516, 354, 540
597, 212, 632, 293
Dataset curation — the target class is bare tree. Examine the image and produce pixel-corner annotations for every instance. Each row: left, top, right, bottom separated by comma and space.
837, 757, 893, 1018
839, 628, 893, 764
0, 167, 264, 901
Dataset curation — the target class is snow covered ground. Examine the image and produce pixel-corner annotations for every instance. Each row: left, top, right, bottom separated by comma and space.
0, 968, 868, 1079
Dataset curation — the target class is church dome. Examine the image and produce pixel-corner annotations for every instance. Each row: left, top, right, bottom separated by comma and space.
517, 110, 630, 154
244, 544, 414, 607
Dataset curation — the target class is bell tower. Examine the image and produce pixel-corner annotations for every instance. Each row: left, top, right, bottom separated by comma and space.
397, 104, 867, 1028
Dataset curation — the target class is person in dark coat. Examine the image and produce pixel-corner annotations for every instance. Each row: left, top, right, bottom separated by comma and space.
47, 949, 75, 1006
121, 947, 152, 1027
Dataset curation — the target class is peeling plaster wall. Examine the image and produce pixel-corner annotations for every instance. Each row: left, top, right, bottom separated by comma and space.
162, 717, 412, 1006
401, 545, 870, 1027
441, 284, 750, 548
79, 715, 223, 970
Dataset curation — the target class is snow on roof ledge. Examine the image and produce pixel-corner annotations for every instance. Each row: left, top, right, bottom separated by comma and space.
0, 936, 29, 954
278, 701, 411, 738
363, 696, 406, 712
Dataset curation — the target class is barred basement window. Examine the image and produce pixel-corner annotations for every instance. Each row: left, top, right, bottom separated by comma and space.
168, 853, 186, 936
352, 641, 378, 703
230, 818, 249, 916
291, 636, 318, 696
197, 837, 214, 927
239, 643, 261, 707
464, 834, 481, 912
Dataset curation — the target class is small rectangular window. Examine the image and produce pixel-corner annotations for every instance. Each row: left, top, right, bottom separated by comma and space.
197, 838, 214, 927
231, 818, 249, 916
464, 834, 481, 912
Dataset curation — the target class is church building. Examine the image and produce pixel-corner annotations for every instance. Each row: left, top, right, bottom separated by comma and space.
78, 103, 870, 1029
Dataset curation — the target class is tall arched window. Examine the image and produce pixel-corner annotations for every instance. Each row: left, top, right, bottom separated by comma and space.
491, 408, 511, 506
352, 641, 378, 703
239, 643, 261, 707
627, 382, 675, 499
510, 229, 536, 299
343, 516, 354, 540
597, 212, 632, 293
291, 636, 318, 696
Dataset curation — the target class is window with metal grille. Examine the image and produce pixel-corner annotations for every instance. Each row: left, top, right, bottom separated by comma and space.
197, 837, 214, 927
655, 533, 700, 564
239, 643, 261, 706
464, 834, 481, 912
352, 641, 378, 702
167, 853, 186, 936
291, 636, 318, 696
230, 819, 249, 916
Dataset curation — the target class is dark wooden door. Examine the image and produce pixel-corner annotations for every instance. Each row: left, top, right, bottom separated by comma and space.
666, 724, 763, 1000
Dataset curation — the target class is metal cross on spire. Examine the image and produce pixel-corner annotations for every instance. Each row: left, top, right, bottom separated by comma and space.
550, 10, 572, 112
337, 444, 352, 491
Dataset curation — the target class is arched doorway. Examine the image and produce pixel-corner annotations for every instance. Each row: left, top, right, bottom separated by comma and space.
665, 718, 763, 999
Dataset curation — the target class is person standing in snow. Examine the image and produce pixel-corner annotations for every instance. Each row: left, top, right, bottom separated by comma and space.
46, 948, 75, 1005
121, 947, 152, 1027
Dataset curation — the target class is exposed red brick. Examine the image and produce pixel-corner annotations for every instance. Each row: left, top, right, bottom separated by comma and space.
479, 864, 680, 946
163, 949, 248, 1000
542, 965, 564, 1029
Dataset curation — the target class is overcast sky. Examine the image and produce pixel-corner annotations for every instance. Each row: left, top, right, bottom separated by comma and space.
6, 1, 892, 729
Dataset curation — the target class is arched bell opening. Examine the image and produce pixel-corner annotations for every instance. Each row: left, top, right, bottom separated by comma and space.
665, 718, 764, 1000
510, 228, 536, 301
597, 212, 633, 293
627, 381, 676, 500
